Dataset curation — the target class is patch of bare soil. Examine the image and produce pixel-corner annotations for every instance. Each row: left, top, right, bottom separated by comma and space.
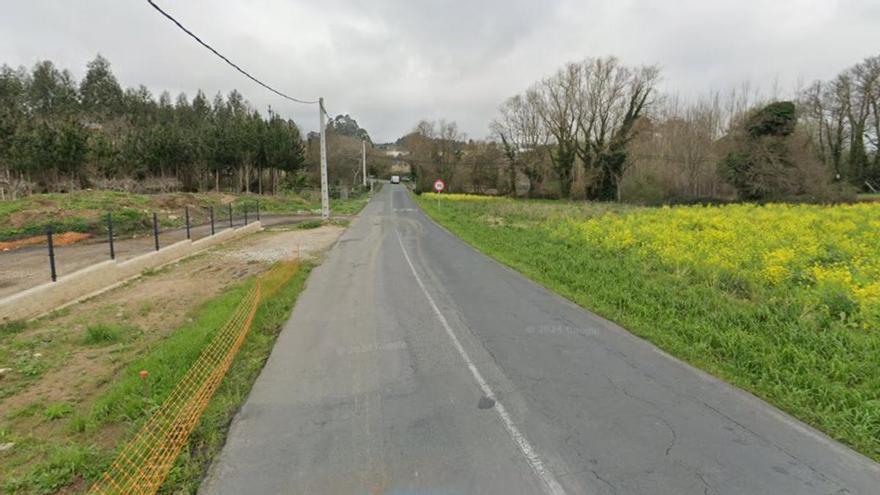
0, 224, 343, 434
0, 232, 92, 252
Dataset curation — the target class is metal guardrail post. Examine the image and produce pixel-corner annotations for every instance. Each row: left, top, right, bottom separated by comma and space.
108, 213, 115, 260
46, 228, 57, 282
210, 206, 215, 235
153, 212, 160, 251
228, 204, 233, 229
185, 207, 191, 240
256, 199, 260, 221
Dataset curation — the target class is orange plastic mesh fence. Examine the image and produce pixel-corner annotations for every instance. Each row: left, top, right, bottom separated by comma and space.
88, 261, 300, 495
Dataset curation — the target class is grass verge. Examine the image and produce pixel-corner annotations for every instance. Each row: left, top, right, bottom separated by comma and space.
415, 194, 880, 462
1, 262, 313, 494
159, 262, 312, 493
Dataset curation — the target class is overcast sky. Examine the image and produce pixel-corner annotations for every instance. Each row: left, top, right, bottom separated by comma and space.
1, 0, 877, 142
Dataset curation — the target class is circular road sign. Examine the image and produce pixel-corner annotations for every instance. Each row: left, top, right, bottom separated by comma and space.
434, 179, 446, 193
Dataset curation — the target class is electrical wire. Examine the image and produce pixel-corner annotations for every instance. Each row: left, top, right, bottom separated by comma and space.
145, 0, 319, 105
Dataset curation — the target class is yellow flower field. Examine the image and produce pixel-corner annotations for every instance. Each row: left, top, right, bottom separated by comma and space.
418, 193, 880, 460
559, 202, 880, 330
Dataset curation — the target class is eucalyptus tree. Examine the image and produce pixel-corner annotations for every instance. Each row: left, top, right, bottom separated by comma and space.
80, 54, 124, 118
0, 55, 320, 195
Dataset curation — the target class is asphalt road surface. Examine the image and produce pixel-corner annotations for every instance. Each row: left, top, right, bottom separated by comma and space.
201, 184, 880, 494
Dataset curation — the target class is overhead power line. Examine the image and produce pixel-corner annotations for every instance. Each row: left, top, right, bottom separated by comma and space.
145, 0, 319, 105
320, 100, 332, 119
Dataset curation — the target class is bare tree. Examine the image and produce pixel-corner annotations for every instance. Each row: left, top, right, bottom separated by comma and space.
624, 93, 727, 201
573, 56, 661, 201
534, 64, 580, 198
490, 95, 524, 196
801, 80, 846, 178
853, 57, 880, 179
863, 56, 880, 169
400, 119, 465, 191
799, 54, 880, 187
437, 119, 464, 188
490, 91, 551, 197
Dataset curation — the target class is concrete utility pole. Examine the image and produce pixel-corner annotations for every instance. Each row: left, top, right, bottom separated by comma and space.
319, 97, 330, 220
362, 139, 367, 188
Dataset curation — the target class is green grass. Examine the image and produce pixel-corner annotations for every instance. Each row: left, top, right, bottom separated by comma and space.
43, 402, 74, 421
81, 324, 131, 346
159, 263, 313, 493
2, 442, 105, 495
0, 190, 152, 240
0, 321, 27, 337
84, 283, 260, 428
0, 189, 372, 242
415, 194, 880, 462
6, 402, 44, 420
296, 219, 324, 230
0, 262, 314, 494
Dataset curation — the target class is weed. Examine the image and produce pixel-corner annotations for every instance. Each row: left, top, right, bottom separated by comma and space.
82, 324, 126, 345
296, 219, 323, 230
6, 402, 44, 420
67, 415, 91, 434
0, 320, 27, 337
15, 355, 47, 378
44, 402, 74, 420
138, 302, 153, 317
3, 443, 106, 494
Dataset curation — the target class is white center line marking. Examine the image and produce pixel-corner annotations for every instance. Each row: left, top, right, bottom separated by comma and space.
394, 228, 568, 495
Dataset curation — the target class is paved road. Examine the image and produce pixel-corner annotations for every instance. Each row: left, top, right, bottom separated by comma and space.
201, 184, 880, 494
0, 214, 321, 299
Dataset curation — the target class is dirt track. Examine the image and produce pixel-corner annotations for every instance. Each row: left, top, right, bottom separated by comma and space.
0, 214, 326, 299
0, 223, 344, 428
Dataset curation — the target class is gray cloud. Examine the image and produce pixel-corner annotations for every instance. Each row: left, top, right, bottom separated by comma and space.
1, 0, 877, 142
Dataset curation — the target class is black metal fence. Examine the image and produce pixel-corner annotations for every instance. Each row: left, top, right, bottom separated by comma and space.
1, 186, 369, 294
37, 200, 263, 284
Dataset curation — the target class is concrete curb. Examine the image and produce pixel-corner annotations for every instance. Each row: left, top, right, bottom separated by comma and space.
0, 222, 262, 322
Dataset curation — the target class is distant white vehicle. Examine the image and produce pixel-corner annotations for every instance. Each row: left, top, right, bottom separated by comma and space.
390, 175, 401, 184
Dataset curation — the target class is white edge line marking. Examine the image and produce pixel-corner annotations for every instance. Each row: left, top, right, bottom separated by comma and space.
395, 228, 568, 495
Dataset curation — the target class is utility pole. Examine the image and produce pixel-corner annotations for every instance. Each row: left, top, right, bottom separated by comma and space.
362, 139, 367, 188
319, 97, 330, 220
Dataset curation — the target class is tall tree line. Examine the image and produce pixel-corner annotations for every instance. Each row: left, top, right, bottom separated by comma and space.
0, 55, 306, 196
481, 53, 879, 202
491, 56, 661, 201
800, 55, 880, 190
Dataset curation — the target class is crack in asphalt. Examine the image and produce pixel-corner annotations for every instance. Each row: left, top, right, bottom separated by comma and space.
696, 399, 844, 491
590, 469, 618, 494
643, 414, 677, 457
696, 471, 715, 495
